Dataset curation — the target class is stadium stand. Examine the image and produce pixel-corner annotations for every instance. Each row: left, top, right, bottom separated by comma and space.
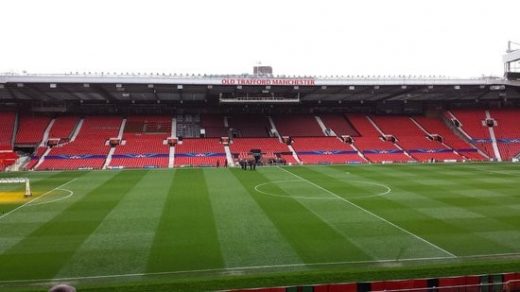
229, 137, 297, 164
227, 114, 272, 137
273, 114, 324, 137
109, 116, 171, 169
370, 115, 462, 162
0, 112, 16, 150
0, 151, 18, 171
489, 109, 520, 160
176, 114, 201, 138
36, 116, 121, 170
450, 109, 496, 159
201, 114, 227, 137
291, 136, 364, 164
4, 111, 519, 171
15, 115, 51, 145
25, 147, 47, 170
413, 116, 485, 160
319, 114, 360, 136
347, 114, 411, 162
174, 138, 226, 167
48, 116, 80, 142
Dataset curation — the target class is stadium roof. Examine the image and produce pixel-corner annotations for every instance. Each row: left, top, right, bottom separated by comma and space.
1, 73, 519, 105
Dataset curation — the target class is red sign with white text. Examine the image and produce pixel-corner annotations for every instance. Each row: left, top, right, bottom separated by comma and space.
221, 78, 315, 86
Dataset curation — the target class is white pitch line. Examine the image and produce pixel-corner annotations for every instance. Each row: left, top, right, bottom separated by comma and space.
254, 179, 391, 200
28, 189, 74, 206
0, 251, 519, 285
254, 180, 336, 200
0, 178, 77, 222
0, 255, 456, 285
277, 167, 457, 258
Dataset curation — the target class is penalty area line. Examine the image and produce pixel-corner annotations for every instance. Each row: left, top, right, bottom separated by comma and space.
277, 166, 457, 258
0, 178, 78, 222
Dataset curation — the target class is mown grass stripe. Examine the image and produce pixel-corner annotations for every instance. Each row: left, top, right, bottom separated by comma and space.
55, 170, 174, 278
203, 168, 303, 268
232, 168, 372, 263
327, 164, 518, 255
146, 169, 224, 272
0, 170, 147, 281
280, 166, 457, 258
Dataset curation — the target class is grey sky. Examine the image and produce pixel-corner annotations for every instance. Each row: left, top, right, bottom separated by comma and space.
0, 0, 518, 77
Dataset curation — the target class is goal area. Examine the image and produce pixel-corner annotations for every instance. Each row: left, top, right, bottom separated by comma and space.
0, 178, 32, 197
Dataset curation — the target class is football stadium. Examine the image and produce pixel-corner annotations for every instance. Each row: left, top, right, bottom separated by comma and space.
2, 1, 520, 288
1, 53, 520, 291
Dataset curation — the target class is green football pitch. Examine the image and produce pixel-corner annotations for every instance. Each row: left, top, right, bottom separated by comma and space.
0, 163, 519, 291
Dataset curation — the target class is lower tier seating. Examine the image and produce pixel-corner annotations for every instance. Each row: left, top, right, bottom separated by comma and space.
175, 156, 226, 167
363, 152, 413, 163
110, 157, 169, 168
299, 153, 364, 164
37, 158, 105, 170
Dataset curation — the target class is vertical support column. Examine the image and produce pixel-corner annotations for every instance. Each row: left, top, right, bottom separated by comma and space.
485, 110, 502, 161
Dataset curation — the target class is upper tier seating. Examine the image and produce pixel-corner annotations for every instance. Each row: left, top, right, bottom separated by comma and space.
273, 115, 324, 136
451, 110, 490, 139
489, 109, 520, 160
370, 116, 461, 162
0, 112, 16, 150
227, 115, 271, 137
319, 114, 360, 136
124, 115, 171, 134
176, 114, 200, 138
413, 116, 484, 160
450, 109, 494, 158
490, 109, 520, 138
15, 115, 51, 145
347, 114, 411, 162
49, 117, 121, 155
37, 116, 122, 170
201, 114, 227, 137
49, 116, 80, 140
